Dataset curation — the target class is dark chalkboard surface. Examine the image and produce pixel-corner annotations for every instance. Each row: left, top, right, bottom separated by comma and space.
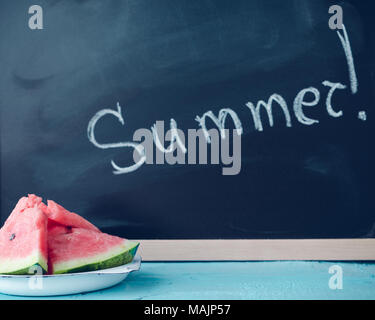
1, 0, 374, 240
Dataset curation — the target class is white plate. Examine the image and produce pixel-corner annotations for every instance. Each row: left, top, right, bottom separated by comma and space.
0, 255, 141, 297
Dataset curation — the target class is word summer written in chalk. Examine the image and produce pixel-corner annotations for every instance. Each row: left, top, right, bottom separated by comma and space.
87, 25, 365, 176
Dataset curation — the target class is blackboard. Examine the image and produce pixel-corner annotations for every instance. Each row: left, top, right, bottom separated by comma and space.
1, 0, 374, 243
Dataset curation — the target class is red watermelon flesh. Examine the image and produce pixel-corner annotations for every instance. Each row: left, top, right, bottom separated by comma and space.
41, 200, 100, 232
0, 197, 48, 274
47, 220, 70, 237
9, 194, 43, 220
48, 228, 139, 274
47, 221, 70, 274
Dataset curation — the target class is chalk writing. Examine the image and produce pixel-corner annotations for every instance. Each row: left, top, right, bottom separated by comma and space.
88, 24, 365, 176
322, 81, 346, 118
337, 25, 358, 94
87, 102, 146, 174
245, 94, 291, 132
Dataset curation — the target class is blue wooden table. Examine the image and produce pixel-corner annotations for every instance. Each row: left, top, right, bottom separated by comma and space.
1, 261, 374, 300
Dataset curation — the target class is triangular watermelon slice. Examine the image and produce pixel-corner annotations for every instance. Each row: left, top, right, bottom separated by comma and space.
0, 195, 48, 274
40, 200, 100, 232
1, 195, 138, 275
48, 228, 139, 274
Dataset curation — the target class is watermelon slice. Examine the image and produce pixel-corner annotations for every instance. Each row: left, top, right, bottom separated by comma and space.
0, 196, 48, 274
1, 195, 138, 275
40, 200, 100, 232
48, 228, 139, 274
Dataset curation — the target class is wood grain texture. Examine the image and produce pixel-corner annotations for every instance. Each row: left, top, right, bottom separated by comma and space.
134, 239, 375, 261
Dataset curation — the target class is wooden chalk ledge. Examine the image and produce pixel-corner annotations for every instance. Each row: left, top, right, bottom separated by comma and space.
133, 239, 375, 261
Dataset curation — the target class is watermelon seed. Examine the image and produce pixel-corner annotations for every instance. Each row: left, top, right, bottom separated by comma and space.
9, 233, 15, 241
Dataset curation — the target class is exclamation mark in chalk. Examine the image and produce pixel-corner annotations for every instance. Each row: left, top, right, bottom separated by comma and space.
336, 24, 367, 121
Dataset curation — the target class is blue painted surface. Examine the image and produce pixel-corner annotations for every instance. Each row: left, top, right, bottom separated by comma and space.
0, 261, 374, 300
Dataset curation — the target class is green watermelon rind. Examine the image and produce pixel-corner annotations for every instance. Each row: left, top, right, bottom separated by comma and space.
52, 241, 139, 274
0, 252, 48, 275
5, 263, 47, 275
